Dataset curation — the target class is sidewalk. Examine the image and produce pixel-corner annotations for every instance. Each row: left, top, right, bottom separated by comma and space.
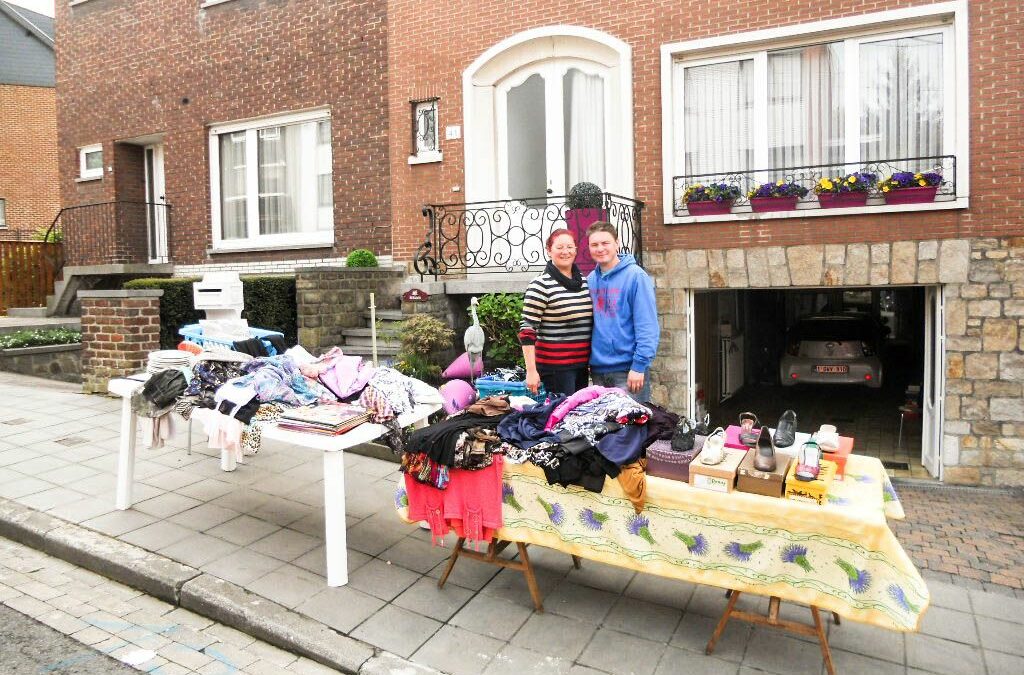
1, 370, 1023, 675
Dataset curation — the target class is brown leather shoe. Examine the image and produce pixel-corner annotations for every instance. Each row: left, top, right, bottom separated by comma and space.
753, 426, 777, 472
738, 412, 759, 447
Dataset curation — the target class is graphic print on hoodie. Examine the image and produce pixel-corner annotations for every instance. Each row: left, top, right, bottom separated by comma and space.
587, 253, 660, 375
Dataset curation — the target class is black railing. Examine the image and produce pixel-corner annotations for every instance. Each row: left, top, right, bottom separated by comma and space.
415, 193, 644, 280
672, 155, 956, 218
45, 201, 172, 266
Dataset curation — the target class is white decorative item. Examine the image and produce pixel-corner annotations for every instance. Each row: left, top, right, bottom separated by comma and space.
193, 272, 244, 321
816, 424, 840, 451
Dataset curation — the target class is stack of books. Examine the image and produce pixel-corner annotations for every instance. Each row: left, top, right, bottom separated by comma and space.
277, 403, 371, 436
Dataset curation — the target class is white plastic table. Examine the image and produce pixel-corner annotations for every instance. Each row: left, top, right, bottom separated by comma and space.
107, 376, 438, 586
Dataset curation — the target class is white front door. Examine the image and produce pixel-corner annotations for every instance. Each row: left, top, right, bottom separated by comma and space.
921, 285, 945, 479
144, 144, 168, 263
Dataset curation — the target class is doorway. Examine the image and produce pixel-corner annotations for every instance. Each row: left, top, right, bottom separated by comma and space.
143, 144, 167, 263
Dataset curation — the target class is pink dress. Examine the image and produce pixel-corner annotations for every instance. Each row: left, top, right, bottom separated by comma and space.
405, 455, 504, 547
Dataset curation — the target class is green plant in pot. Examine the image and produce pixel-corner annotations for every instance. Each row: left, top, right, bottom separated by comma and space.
564, 181, 605, 274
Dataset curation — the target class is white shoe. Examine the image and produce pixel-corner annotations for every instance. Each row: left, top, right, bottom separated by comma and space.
700, 427, 726, 465
816, 424, 839, 451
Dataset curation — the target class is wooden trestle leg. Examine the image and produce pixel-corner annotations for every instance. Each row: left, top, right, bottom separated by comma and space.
706, 591, 837, 675
436, 537, 545, 612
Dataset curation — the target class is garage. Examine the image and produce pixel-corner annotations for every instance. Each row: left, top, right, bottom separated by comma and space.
689, 286, 944, 481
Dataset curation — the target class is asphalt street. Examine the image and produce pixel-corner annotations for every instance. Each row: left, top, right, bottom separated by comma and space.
0, 603, 139, 675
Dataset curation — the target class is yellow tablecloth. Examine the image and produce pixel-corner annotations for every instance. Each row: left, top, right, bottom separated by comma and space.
397, 454, 927, 632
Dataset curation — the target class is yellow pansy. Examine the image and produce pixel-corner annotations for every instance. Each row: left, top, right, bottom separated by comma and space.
848, 175, 857, 184
882, 186, 890, 192
776, 180, 785, 186
918, 179, 927, 186
820, 179, 833, 190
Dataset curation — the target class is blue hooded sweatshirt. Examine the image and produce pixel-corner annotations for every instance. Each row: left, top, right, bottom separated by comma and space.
587, 253, 660, 374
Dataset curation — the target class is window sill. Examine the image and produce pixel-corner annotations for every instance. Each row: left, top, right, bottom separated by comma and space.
408, 152, 442, 165
75, 175, 102, 183
208, 239, 335, 255
666, 197, 969, 225
199, 0, 237, 8
68, 0, 95, 6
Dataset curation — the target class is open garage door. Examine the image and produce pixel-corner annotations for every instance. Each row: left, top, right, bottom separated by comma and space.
921, 286, 945, 479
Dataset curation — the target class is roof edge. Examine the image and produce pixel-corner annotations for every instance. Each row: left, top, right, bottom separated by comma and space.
0, 1, 55, 50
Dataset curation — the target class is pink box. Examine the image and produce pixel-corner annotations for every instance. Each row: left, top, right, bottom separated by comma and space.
724, 424, 757, 450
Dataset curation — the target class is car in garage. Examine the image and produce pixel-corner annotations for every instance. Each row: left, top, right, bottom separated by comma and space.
779, 313, 885, 388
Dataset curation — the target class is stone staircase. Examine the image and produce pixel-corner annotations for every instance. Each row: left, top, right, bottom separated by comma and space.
339, 309, 404, 360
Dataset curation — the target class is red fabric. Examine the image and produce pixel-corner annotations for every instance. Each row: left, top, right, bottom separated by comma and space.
405, 455, 504, 547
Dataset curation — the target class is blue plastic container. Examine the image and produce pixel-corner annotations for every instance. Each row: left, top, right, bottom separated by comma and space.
474, 375, 547, 403
178, 324, 284, 356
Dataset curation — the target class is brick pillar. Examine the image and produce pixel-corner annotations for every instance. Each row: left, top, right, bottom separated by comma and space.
78, 289, 163, 394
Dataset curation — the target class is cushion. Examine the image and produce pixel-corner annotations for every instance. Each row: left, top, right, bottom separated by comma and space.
442, 352, 484, 380
440, 379, 477, 415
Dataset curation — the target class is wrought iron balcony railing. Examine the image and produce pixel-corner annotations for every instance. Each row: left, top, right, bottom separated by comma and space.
672, 155, 957, 218
415, 193, 644, 280
44, 201, 172, 266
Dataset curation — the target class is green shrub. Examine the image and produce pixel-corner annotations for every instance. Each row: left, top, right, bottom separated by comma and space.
394, 314, 454, 385
124, 275, 297, 349
32, 224, 62, 243
346, 249, 378, 268
474, 293, 525, 368
0, 328, 81, 349
566, 181, 604, 210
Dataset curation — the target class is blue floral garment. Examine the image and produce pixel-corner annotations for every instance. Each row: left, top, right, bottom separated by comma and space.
234, 355, 333, 406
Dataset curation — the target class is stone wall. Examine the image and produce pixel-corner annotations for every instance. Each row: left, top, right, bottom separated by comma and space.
0, 344, 81, 383
295, 266, 405, 354
646, 236, 1024, 486
79, 290, 162, 394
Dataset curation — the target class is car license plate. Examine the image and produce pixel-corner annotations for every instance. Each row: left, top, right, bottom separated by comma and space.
815, 365, 849, 374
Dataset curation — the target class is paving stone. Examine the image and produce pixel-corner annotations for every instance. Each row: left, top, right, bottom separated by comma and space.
344, 512, 416, 556
976, 615, 1024, 656
412, 624, 505, 675
18, 486, 89, 512
347, 557, 420, 601
830, 649, 904, 675
200, 548, 284, 586
167, 504, 240, 531
295, 585, 385, 634
450, 592, 534, 641
351, 604, 442, 658
381, 536, 454, 574
394, 575, 475, 621
578, 627, 667, 675
483, 643, 573, 675
985, 649, 1024, 675
246, 564, 327, 610
120, 521, 195, 552
511, 612, 598, 660
624, 573, 696, 611
970, 589, 1024, 624
602, 595, 683, 643
655, 647, 740, 675
542, 581, 618, 623
928, 581, 971, 611
205, 515, 281, 547
824, 614, 904, 664
741, 630, 826, 675
158, 534, 239, 568
906, 632, 986, 675
920, 605, 980, 645
81, 510, 158, 537
670, 613, 751, 663
176, 478, 236, 502
565, 559, 636, 593
684, 584, 732, 618
248, 527, 320, 562
202, 641, 258, 671
427, 554, 503, 592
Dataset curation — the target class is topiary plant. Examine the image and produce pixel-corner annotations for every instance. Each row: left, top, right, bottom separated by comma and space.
394, 314, 455, 385
346, 249, 378, 268
566, 182, 604, 210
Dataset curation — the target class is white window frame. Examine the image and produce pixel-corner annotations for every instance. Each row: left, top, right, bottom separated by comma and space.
78, 144, 104, 180
660, 0, 970, 224
408, 99, 442, 165
0, 197, 7, 229
209, 108, 333, 251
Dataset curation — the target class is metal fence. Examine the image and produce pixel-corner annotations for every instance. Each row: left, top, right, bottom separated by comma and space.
414, 193, 644, 280
45, 201, 172, 266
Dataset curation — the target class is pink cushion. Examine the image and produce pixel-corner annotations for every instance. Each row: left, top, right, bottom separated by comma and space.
442, 352, 484, 380
440, 379, 477, 415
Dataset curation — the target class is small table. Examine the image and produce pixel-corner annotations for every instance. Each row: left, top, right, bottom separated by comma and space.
108, 376, 438, 586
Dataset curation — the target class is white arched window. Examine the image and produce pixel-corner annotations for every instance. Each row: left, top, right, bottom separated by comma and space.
464, 27, 633, 202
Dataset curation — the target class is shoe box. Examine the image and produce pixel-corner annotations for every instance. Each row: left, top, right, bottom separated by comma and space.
689, 447, 746, 493
783, 459, 838, 505
736, 451, 792, 498
821, 436, 853, 480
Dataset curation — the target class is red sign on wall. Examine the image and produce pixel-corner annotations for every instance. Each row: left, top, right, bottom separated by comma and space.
403, 288, 430, 302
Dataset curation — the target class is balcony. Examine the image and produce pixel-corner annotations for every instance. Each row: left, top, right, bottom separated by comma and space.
46, 201, 172, 267
672, 155, 958, 220
415, 193, 644, 281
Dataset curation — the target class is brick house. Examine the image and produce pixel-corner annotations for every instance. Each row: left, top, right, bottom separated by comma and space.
54, 0, 389, 274
0, 1, 59, 238
387, 0, 1024, 486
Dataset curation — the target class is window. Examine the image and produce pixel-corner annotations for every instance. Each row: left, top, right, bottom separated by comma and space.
0, 198, 6, 228
409, 99, 441, 164
78, 144, 103, 180
209, 110, 333, 248
662, 2, 966, 221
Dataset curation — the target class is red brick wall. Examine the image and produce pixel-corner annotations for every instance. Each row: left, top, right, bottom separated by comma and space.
387, 0, 1024, 261
79, 292, 162, 393
56, 0, 390, 266
0, 85, 59, 235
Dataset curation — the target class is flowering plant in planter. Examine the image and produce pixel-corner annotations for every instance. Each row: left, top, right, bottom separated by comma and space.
814, 171, 876, 208
878, 171, 942, 205
683, 182, 742, 215
747, 180, 809, 213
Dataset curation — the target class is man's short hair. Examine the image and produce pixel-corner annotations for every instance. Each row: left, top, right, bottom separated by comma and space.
586, 220, 618, 240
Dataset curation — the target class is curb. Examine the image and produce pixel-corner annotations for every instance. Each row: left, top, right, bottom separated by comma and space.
0, 496, 436, 674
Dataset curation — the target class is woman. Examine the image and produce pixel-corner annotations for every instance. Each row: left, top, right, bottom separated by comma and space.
519, 229, 593, 396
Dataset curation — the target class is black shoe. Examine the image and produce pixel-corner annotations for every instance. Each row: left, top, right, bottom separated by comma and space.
754, 427, 777, 472
773, 409, 797, 448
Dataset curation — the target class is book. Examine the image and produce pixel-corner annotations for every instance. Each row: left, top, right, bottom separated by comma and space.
278, 404, 370, 435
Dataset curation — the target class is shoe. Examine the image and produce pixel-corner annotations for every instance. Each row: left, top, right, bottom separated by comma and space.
754, 427, 777, 472
738, 412, 759, 447
773, 410, 797, 448
700, 427, 726, 465
816, 424, 839, 452
795, 440, 821, 481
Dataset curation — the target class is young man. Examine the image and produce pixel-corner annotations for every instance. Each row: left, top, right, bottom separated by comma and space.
586, 221, 660, 402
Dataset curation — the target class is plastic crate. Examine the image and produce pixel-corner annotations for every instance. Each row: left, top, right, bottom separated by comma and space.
474, 375, 546, 403
178, 324, 284, 356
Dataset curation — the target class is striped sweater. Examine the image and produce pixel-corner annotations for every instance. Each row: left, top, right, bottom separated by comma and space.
518, 267, 593, 370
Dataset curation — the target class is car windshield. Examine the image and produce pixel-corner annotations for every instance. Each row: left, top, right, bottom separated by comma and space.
794, 319, 874, 342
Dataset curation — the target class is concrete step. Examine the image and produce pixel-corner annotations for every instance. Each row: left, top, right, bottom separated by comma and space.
343, 334, 403, 348
340, 344, 401, 358
362, 310, 404, 322
5, 306, 48, 318
342, 327, 402, 338
0, 317, 81, 335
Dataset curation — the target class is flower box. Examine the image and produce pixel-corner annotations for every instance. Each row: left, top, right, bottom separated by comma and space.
817, 192, 869, 209
882, 185, 938, 205
687, 200, 734, 216
750, 196, 799, 213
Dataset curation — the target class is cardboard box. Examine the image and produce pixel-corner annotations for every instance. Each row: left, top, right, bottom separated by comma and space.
689, 447, 745, 493
724, 425, 756, 451
784, 459, 837, 505
822, 436, 853, 480
736, 451, 792, 498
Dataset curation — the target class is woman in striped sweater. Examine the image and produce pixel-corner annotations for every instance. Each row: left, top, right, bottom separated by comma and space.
519, 229, 594, 396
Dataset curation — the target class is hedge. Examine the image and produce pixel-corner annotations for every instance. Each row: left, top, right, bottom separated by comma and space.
123, 276, 297, 349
